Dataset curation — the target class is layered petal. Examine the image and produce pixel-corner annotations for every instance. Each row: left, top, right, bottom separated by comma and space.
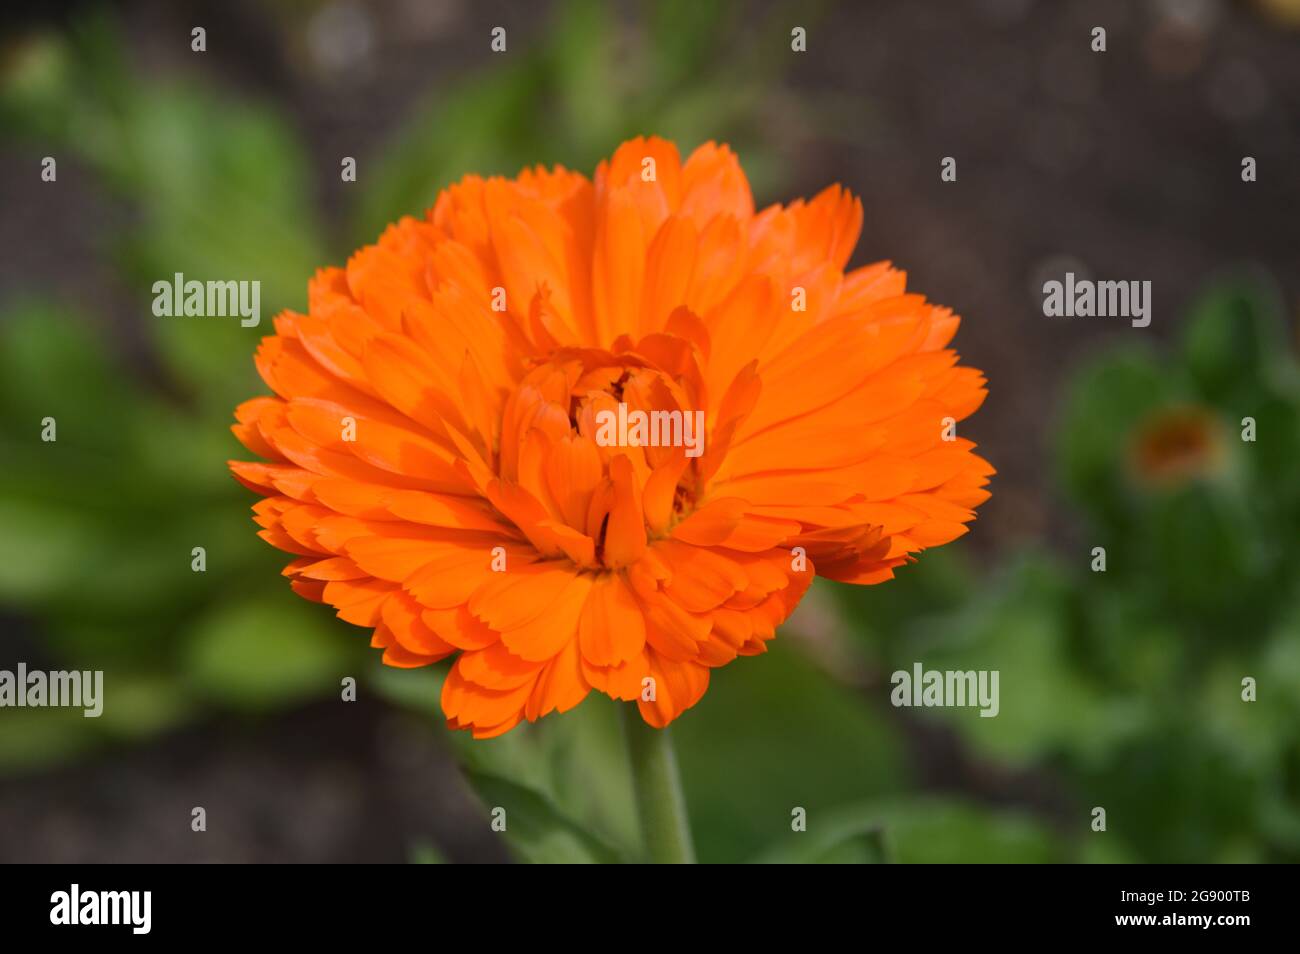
230, 137, 991, 737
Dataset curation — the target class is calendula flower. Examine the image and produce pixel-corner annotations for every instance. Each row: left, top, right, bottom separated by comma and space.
1129, 404, 1224, 487
229, 137, 992, 739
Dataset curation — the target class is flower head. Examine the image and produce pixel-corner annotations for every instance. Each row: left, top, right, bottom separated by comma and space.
1129, 404, 1224, 487
230, 137, 992, 737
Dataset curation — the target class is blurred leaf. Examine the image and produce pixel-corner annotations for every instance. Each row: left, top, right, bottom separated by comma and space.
353, 0, 799, 243
672, 640, 907, 862
906, 557, 1119, 765
462, 770, 626, 863
535, 698, 641, 852
368, 658, 447, 713
762, 823, 891, 864
118, 84, 325, 413
1056, 346, 1171, 528
1182, 275, 1287, 403
3, 20, 323, 415
0, 705, 98, 774
0, 670, 191, 774
0, 302, 139, 451
408, 841, 447, 864
646, 0, 736, 88
1240, 395, 1300, 514
351, 68, 545, 244
443, 696, 640, 856
1085, 724, 1266, 862
183, 595, 359, 710
828, 544, 976, 665
0, 496, 267, 625
1141, 484, 1263, 625
0, 498, 97, 604
756, 798, 1067, 863
1080, 587, 1185, 694
1200, 607, 1300, 774
549, 0, 625, 157
94, 671, 195, 740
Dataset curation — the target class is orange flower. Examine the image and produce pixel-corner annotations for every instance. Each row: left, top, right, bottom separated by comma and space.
229, 137, 992, 738
1129, 404, 1223, 487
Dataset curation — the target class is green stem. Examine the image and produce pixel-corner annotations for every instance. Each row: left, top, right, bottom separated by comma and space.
621, 707, 696, 863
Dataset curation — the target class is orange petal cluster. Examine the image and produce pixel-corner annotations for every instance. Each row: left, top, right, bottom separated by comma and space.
230, 137, 992, 737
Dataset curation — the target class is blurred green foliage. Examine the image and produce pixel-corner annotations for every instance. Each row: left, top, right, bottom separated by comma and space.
0, 10, 359, 778
832, 274, 1300, 862
0, 0, 802, 773
0, 1, 1296, 863
350, 0, 803, 242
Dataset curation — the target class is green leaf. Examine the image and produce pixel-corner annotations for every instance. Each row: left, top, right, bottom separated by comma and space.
0, 704, 99, 775
350, 67, 546, 244
94, 671, 195, 740
408, 841, 447, 864
1182, 275, 1287, 402
901, 556, 1119, 765
0, 498, 95, 603
118, 87, 325, 412
1240, 395, 1300, 510
0, 302, 138, 451
183, 595, 359, 710
1142, 484, 1262, 624
1056, 346, 1171, 528
1084, 723, 1267, 862
549, 0, 624, 156
442, 696, 641, 856
828, 543, 976, 665
671, 639, 907, 863
3, 22, 324, 415
756, 798, 1067, 864
367, 658, 448, 713
462, 770, 627, 863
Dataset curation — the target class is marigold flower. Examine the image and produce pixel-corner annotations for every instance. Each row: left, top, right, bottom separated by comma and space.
1129, 404, 1223, 486
229, 137, 992, 737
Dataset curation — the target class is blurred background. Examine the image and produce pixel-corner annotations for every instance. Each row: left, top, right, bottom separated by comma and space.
1, 0, 1298, 863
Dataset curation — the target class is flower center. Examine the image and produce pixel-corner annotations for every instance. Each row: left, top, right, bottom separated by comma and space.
497, 348, 706, 568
